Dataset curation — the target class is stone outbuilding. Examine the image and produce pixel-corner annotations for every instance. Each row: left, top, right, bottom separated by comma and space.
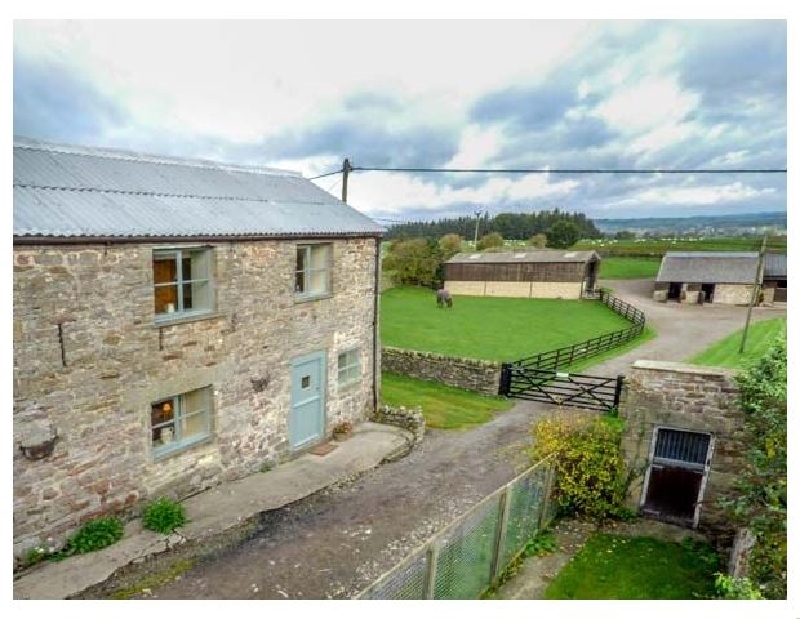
619, 360, 746, 542
653, 251, 760, 305
13, 139, 384, 557
443, 249, 600, 299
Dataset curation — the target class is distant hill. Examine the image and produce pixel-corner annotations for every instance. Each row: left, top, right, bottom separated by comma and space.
594, 211, 786, 235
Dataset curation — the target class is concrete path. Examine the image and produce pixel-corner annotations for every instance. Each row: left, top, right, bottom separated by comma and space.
588, 279, 785, 377
13, 422, 411, 600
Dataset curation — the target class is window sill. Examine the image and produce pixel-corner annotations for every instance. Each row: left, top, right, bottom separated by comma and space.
152, 434, 212, 461
153, 311, 225, 328
338, 380, 362, 393
294, 292, 333, 304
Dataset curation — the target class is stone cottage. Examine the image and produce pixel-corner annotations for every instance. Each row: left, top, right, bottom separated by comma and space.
13, 139, 384, 557
653, 251, 760, 304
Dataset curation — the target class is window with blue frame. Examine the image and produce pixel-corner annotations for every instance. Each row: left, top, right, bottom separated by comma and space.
151, 387, 212, 456
153, 248, 214, 319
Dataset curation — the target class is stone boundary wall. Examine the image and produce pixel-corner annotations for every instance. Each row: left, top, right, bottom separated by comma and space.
619, 360, 746, 544
371, 405, 426, 444
381, 346, 502, 396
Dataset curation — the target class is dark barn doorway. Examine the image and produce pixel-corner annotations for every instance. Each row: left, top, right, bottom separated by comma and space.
701, 283, 715, 303
667, 282, 682, 300
774, 280, 787, 303
641, 428, 712, 527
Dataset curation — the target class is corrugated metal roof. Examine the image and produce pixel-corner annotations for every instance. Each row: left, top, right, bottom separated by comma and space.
764, 253, 787, 278
446, 249, 599, 264
13, 139, 384, 239
656, 251, 760, 284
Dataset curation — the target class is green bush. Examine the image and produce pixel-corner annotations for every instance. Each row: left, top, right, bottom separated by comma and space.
62, 516, 124, 556
715, 574, 763, 599
721, 334, 787, 599
143, 497, 188, 534
529, 415, 634, 521
476, 232, 503, 251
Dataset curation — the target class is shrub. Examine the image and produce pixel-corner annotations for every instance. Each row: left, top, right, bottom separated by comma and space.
721, 334, 787, 599
528, 415, 633, 521
62, 516, 124, 556
715, 574, 763, 600
143, 497, 188, 534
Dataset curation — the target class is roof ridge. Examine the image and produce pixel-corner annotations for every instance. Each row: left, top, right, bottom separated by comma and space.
13, 137, 302, 179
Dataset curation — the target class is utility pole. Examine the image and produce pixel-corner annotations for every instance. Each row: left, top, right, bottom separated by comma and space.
474, 210, 483, 246
739, 232, 769, 353
341, 158, 352, 203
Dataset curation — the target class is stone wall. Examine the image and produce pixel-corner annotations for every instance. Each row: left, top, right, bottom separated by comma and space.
13, 238, 378, 557
713, 284, 754, 305
619, 360, 746, 542
381, 347, 502, 396
444, 280, 582, 299
371, 405, 426, 444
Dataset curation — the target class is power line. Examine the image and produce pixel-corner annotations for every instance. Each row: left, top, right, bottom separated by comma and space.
353, 166, 787, 175
308, 170, 341, 180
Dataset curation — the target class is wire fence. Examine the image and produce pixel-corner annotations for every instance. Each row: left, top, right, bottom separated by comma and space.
356, 454, 557, 600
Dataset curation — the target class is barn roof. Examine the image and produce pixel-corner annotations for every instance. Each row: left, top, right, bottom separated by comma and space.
446, 249, 599, 264
656, 251, 760, 284
13, 138, 384, 240
764, 253, 787, 278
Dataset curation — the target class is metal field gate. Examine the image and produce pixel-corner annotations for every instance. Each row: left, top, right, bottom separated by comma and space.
500, 365, 625, 412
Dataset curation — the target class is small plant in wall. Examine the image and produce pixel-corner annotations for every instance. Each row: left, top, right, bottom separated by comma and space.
331, 419, 353, 441
143, 497, 188, 534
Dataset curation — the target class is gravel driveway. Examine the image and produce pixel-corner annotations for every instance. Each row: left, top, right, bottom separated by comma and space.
130, 280, 785, 600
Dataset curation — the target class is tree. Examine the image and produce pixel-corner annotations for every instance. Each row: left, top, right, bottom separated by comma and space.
383, 238, 441, 287
438, 234, 463, 260
476, 231, 503, 251
615, 230, 637, 240
529, 233, 547, 248
546, 221, 581, 249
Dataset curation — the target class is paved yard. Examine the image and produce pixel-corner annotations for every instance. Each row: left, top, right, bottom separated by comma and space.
101, 280, 784, 599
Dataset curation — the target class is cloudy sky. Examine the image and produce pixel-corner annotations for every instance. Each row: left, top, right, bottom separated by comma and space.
13, 20, 787, 223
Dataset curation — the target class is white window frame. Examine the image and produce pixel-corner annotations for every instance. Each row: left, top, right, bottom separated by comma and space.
153, 247, 214, 321
337, 348, 361, 387
151, 386, 213, 458
295, 243, 331, 299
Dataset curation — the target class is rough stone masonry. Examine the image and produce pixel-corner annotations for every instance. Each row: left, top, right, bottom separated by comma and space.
619, 360, 746, 544
13, 238, 378, 558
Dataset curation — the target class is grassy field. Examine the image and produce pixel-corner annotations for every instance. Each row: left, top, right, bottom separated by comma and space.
380, 372, 513, 429
597, 257, 662, 280
688, 317, 787, 369
544, 534, 719, 600
574, 236, 786, 257
381, 287, 632, 361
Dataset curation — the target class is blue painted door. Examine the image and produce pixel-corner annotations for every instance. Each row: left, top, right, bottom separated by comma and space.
290, 352, 325, 449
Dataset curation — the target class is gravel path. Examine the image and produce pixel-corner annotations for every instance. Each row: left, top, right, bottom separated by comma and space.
131, 280, 785, 600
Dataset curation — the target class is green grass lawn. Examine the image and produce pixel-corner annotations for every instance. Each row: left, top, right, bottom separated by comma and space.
380, 372, 513, 429
544, 534, 719, 600
688, 317, 786, 369
574, 236, 786, 257
598, 257, 662, 280
381, 287, 632, 361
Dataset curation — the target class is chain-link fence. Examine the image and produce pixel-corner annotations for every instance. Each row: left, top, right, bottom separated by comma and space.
356, 455, 556, 599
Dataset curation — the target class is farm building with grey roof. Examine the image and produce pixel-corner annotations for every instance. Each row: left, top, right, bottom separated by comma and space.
653, 251, 785, 305
13, 139, 383, 559
444, 249, 601, 299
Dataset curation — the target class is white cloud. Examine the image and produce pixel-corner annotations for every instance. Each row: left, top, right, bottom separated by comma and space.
619, 182, 775, 206
344, 171, 579, 214
445, 125, 505, 168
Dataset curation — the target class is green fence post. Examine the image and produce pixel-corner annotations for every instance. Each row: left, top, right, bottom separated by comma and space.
424, 543, 439, 599
490, 485, 511, 584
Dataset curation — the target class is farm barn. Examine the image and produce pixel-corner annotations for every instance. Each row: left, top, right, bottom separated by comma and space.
653, 251, 760, 305
443, 249, 600, 299
762, 253, 787, 304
